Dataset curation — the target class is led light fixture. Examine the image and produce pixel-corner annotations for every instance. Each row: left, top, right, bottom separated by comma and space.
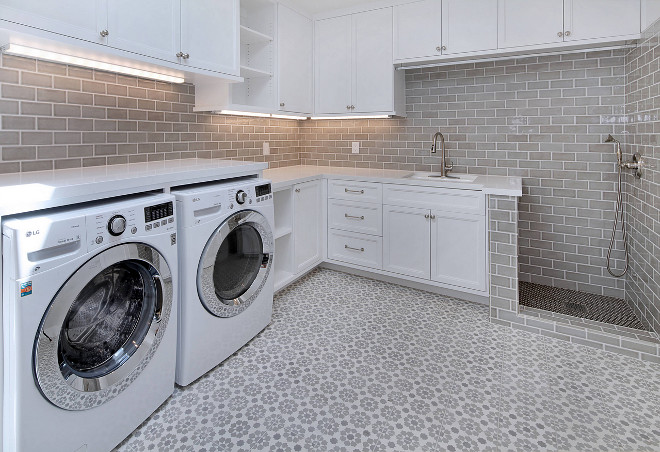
2, 43, 186, 83
309, 115, 392, 120
220, 110, 309, 120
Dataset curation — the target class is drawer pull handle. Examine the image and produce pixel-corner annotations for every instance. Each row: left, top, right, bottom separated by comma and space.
345, 245, 365, 252
345, 189, 365, 194
345, 214, 365, 220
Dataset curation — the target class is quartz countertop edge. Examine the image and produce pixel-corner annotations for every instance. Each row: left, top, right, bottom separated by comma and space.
264, 165, 523, 197
0, 159, 268, 217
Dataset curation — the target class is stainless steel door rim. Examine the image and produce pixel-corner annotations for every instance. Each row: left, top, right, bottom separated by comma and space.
34, 242, 173, 411
197, 210, 273, 318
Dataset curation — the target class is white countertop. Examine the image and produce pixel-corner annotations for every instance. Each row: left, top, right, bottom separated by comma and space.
264, 165, 523, 197
0, 159, 267, 217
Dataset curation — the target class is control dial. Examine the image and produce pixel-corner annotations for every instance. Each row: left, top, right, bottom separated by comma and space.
236, 190, 248, 205
108, 215, 127, 236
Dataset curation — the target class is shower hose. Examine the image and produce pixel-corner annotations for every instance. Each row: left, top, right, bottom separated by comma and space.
606, 163, 629, 277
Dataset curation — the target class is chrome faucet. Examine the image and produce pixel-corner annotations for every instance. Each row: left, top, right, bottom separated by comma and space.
431, 131, 455, 178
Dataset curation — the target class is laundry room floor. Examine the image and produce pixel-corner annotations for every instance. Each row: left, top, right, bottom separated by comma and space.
115, 269, 660, 452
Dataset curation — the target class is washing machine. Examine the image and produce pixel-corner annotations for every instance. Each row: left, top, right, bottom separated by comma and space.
172, 178, 274, 386
2, 193, 178, 452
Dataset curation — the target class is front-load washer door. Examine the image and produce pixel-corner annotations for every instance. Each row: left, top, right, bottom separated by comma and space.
34, 243, 173, 411
198, 210, 273, 318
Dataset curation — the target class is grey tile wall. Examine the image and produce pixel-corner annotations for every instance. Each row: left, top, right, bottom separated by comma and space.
624, 22, 660, 334
300, 50, 629, 298
0, 54, 302, 174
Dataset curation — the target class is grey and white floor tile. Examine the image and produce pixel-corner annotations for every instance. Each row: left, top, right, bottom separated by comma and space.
115, 269, 660, 452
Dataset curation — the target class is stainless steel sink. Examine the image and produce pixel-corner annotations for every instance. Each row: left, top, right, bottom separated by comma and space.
404, 172, 478, 182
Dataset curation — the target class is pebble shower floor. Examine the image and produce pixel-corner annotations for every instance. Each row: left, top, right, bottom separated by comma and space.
116, 269, 660, 452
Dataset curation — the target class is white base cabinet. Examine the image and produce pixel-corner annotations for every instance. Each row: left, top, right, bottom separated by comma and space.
294, 179, 323, 273
273, 179, 324, 291
430, 210, 486, 291
382, 205, 431, 279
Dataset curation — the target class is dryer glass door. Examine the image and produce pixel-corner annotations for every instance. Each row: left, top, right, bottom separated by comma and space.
34, 243, 174, 411
198, 210, 274, 318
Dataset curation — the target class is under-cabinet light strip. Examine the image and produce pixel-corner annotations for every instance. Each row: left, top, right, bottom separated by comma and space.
1, 44, 186, 83
219, 110, 309, 120
309, 115, 392, 120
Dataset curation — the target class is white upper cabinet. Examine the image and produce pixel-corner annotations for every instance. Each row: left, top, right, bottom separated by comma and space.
0, 0, 106, 43
441, 0, 497, 54
107, 0, 180, 63
498, 0, 564, 48
643, 0, 660, 30
393, 0, 442, 61
315, 15, 353, 114
353, 7, 393, 114
180, 0, 240, 76
316, 7, 402, 116
278, 5, 313, 114
564, 0, 641, 41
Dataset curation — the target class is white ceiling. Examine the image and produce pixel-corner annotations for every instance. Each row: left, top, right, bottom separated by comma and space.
284, 0, 376, 15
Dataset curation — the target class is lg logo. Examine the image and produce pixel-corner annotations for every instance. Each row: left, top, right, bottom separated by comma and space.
25, 230, 40, 238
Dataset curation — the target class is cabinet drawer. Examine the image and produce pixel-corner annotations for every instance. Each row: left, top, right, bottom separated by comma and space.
328, 229, 382, 269
328, 199, 382, 236
328, 179, 382, 203
383, 184, 484, 215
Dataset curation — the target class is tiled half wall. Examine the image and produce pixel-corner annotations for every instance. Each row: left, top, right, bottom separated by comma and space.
625, 20, 660, 334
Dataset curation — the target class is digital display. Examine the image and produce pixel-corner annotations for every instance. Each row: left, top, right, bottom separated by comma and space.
256, 183, 272, 197
145, 202, 174, 223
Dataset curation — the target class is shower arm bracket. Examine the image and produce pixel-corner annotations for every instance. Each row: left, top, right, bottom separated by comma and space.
621, 153, 644, 179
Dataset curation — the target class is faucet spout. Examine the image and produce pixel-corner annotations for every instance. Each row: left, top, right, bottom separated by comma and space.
432, 132, 453, 177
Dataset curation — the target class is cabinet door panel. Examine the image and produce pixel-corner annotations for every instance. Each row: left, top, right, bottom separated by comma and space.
431, 211, 486, 292
180, 0, 239, 75
315, 15, 352, 114
393, 0, 441, 61
107, 0, 179, 62
278, 5, 313, 114
0, 0, 106, 43
383, 205, 431, 279
442, 0, 497, 54
294, 180, 322, 273
565, 0, 640, 41
643, 0, 660, 30
353, 7, 393, 113
498, 0, 564, 48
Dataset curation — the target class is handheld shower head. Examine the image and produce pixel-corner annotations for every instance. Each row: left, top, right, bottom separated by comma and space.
604, 134, 623, 166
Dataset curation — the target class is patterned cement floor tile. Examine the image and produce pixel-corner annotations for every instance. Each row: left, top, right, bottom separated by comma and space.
115, 269, 660, 452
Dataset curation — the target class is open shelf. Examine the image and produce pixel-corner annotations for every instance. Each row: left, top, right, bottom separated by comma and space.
241, 25, 273, 45
275, 226, 293, 240
240, 65, 272, 78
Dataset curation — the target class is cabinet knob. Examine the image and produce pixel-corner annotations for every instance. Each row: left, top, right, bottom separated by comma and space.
177, 52, 190, 59
557, 31, 564, 37
424, 214, 430, 219
295, 188, 300, 193
347, 105, 352, 110
430, 214, 436, 220
436, 46, 442, 52
280, 102, 285, 107
100, 29, 109, 37
564, 30, 571, 37
351, 105, 355, 110
441, 46, 447, 51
